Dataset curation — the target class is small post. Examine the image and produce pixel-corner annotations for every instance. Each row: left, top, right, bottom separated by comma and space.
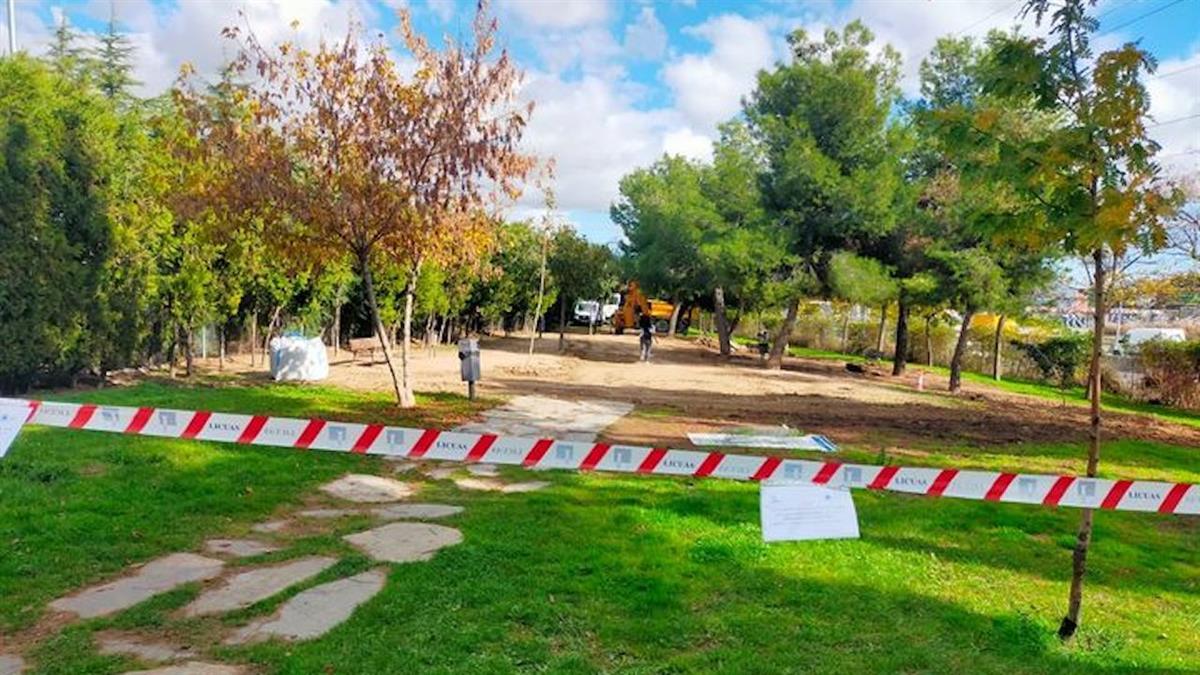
458, 338, 480, 401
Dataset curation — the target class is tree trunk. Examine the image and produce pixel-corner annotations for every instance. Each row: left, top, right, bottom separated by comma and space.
399, 267, 418, 408
332, 303, 341, 356
766, 297, 800, 370
559, 301, 568, 351
892, 298, 910, 376
667, 302, 682, 337
1058, 249, 1107, 641
265, 305, 282, 366
360, 254, 412, 407
218, 325, 225, 371
184, 326, 194, 378
169, 322, 179, 378
992, 314, 1007, 381
841, 309, 851, 353
249, 314, 257, 368
948, 308, 974, 392
876, 302, 889, 354
713, 286, 732, 357
924, 313, 934, 367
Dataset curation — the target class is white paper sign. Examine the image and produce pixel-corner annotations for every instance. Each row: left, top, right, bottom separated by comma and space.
0, 403, 28, 459
760, 482, 860, 542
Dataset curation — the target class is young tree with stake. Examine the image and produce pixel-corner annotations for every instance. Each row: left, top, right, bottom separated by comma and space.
958, 0, 1180, 638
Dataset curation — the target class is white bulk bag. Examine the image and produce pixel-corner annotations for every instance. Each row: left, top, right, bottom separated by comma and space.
269, 336, 329, 381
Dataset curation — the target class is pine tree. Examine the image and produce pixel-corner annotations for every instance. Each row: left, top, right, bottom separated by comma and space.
94, 14, 139, 101
46, 14, 88, 81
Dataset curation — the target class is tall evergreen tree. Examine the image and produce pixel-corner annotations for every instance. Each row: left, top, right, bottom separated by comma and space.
46, 14, 89, 81
94, 14, 140, 101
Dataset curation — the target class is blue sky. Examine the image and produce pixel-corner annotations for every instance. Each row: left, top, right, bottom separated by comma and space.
10, 0, 1200, 244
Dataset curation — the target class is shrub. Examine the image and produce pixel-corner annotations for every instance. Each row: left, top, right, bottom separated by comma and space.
1139, 340, 1200, 409
1012, 334, 1090, 388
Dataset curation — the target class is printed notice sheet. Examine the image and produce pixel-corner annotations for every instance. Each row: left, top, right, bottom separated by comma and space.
760, 482, 860, 542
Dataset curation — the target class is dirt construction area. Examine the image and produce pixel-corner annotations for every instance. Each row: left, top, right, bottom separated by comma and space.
229, 332, 1200, 452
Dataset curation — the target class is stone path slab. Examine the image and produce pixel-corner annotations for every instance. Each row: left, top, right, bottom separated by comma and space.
225, 569, 386, 645
320, 474, 415, 503
455, 395, 633, 442
250, 520, 289, 534
343, 523, 463, 563
500, 481, 550, 493
426, 466, 458, 480
123, 662, 245, 675
296, 508, 361, 519
466, 464, 499, 477
50, 553, 224, 619
183, 556, 337, 617
0, 654, 24, 675
203, 539, 279, 558
454, 478, 549, 494
372, 503, 463, 520
97, 632, 197, 662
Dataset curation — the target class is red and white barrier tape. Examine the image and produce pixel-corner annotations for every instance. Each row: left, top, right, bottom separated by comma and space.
3, 398, 1197, 515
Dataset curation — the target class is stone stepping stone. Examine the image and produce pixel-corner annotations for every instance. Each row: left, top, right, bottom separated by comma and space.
453, 478, 549, 493
453, 477, 504, 491
0, 654, 24, 675
225, 569, 386, 645
183, 556, 337, 617
203, 539, 279, 558
250, 520, 290, 534
97, 632, 197, 662
501, 481, 550, 494
123, 662, 245, 675
320, 474, 415, 503
466, 464, 499, 477
343, 523, 463, 563
383, 459, 420, 473
296, 508, 361, 519
50, 553, 224, 619
372, 503, 463, 520
426, 466, 458, 480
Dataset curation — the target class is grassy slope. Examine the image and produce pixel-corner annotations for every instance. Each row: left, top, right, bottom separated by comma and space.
1, 382, 1197, 674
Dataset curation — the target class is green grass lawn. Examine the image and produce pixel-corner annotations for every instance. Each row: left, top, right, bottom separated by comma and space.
2, 381, 1198, 673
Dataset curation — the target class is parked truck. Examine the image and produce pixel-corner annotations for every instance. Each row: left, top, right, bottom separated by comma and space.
612, 281, 696, 335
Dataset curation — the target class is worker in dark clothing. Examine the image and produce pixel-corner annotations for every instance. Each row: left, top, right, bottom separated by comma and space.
638, 305, 655, 362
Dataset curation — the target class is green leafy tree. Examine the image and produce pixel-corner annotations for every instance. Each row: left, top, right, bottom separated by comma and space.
745, 22, 904, 369
548, 226, 618, 347
963, 0, 1180, 637
612, 155, 713, 335
0, 57, 117, 391
700, 121, 786, 355
46, 15, 90, 83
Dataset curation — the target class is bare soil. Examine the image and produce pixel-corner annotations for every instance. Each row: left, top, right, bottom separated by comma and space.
213, 332, 1200, 451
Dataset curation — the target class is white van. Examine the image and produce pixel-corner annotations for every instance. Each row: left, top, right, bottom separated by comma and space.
1113, 328, 1187, 355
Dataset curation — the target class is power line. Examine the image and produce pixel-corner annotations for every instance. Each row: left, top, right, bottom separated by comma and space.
1100, 0, 1188, 35
953, 0, 1022, 36
1151, 62, 1200, 80
1147, 112, 1200, 128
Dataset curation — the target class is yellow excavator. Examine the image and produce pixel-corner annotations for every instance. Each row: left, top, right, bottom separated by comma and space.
612, 281, 696, 335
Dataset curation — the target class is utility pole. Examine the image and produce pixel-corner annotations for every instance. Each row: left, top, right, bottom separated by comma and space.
6, 0, 16, 56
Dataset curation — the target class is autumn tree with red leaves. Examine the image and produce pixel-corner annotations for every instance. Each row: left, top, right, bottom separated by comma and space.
184, 2, 536, 407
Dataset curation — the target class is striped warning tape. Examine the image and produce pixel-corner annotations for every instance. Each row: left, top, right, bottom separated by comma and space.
2, 398, 1197, 516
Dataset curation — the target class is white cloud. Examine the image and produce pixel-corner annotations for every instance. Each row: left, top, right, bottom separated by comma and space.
426, 0, 454, 23
501, 0, 610, 29
662, 14, 777, 130
1145, 48, 1200, 178
662, 127, 712, 161
624, 6, 666, 60
518, 71, 688, 213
